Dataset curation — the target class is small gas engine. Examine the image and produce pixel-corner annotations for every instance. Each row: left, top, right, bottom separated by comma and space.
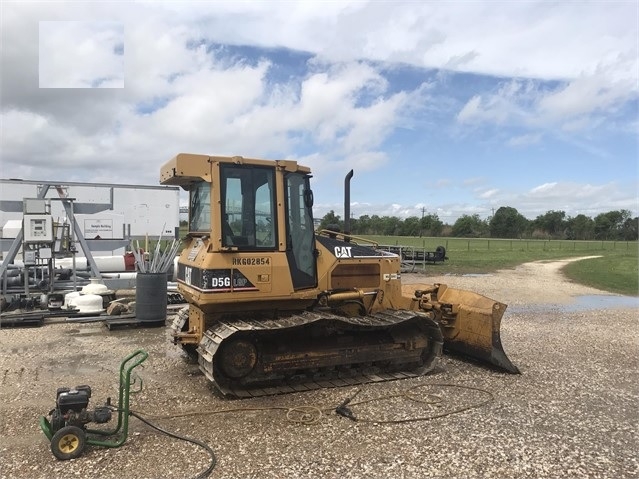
49, 385, 113, 432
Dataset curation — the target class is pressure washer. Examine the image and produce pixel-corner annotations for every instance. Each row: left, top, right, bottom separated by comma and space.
39, 349, 148, 460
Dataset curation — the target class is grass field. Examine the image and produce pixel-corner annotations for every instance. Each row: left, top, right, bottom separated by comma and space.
562, 253, 638, 296
361, 235, 639, 296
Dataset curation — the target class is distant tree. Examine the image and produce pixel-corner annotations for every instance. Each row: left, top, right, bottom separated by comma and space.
381, 216, 402, 236
534, 210, 567, 238
594, 210, 632, 240
420, 213, 444, 237
593, 212, 614, 240
318, 210, 342, 231
328, 208, 637, 241
347, 216, 357, 234
355, 214, 371, 234
401, 216, 420, 236
452, 214, 488, 237
489, 206, 528, 238
621, 216, 639, 241
565, 214, 595, 240
369, 215, 383, 235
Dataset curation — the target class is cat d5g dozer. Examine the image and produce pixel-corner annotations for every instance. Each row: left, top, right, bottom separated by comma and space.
161, 154, 519, 397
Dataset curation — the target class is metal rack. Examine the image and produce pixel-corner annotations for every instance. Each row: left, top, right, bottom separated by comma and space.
0, 183, 125, 296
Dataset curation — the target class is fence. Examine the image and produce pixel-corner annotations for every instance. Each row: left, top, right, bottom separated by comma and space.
377, 245, 447, 272
369, 236, 637, 253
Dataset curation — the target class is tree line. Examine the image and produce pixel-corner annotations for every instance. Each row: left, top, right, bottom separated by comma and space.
318, 207, 639, 241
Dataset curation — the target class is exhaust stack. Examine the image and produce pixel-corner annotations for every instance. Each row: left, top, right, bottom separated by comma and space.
344, 170, 353, 239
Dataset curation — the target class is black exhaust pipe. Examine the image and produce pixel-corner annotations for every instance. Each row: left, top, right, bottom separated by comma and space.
344, 169, 353, 240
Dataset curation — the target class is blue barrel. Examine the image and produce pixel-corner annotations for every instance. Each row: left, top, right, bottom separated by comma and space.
135, 273, 167, 326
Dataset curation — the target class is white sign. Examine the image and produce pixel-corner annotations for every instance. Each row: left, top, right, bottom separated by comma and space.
84, 219, 113, 238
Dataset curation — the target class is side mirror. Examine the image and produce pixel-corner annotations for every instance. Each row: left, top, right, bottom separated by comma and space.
304, 189, 314, 208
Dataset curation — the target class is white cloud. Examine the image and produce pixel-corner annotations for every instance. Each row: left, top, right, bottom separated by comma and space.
530, 182, 560, 196
1, 37, 413, 185
529, 181, 615, 202
457, 95, 482, 123
39, 21, 124, 88
182, 2, 635, 82
456, 79, 541, 127
485, 181, 638, 219
457, 73, 638, 138
478, 189, 499, 199
508, 133, 542, 147
537, 60, 638, 126
259, 3, 631, 82
462, 177, 485, 187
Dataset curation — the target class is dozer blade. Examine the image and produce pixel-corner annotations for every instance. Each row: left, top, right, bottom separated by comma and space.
403, 284, 520, 374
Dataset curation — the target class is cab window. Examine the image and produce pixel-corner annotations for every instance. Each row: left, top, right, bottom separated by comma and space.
189, 180, 211, 233
220, 165, 276, 249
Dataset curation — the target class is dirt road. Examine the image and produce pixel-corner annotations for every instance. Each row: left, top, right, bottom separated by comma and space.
403, 255, 609, 305
1, 258, 637, 479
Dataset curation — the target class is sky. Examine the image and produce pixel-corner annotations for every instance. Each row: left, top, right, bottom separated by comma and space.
1, 1, 638, 224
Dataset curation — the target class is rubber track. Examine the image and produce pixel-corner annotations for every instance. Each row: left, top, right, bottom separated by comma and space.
196, 309, 441, 398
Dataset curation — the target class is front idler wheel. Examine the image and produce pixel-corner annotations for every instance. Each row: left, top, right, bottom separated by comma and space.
218, 339, 258, 379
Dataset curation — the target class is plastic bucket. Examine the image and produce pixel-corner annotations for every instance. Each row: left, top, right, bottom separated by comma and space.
135, 273, 167, 325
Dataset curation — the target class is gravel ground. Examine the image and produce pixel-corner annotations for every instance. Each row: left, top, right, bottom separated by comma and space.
1, 257, 637, 479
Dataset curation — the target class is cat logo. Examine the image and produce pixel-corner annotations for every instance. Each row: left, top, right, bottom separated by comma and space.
334, 246, 352, 258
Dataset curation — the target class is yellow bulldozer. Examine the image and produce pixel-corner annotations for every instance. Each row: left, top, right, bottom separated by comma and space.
160, 154, 518, 397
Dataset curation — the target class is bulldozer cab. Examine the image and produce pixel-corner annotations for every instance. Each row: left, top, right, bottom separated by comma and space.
164, 154, 317, 291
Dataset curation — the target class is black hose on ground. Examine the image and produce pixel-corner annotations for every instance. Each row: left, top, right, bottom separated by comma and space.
128, 410, 216, 479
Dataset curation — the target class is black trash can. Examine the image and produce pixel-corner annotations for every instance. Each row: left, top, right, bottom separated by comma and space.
136, 272, 167, 326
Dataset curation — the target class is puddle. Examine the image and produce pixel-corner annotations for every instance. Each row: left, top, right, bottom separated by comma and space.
509, 294, 639, 314
565, 294, 639, 312
47, 353, 107, 375
442, 273, 494, 278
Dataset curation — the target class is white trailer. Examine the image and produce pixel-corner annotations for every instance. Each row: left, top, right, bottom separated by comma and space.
0, 179, 180, 258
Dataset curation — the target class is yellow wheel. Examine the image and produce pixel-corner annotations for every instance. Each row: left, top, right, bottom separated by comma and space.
51, 425, 86, 460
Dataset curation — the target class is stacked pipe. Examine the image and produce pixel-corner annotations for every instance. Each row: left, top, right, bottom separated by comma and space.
132, 239, 181, 274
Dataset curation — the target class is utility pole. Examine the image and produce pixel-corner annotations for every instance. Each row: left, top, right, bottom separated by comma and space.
420, 207, 426, 237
